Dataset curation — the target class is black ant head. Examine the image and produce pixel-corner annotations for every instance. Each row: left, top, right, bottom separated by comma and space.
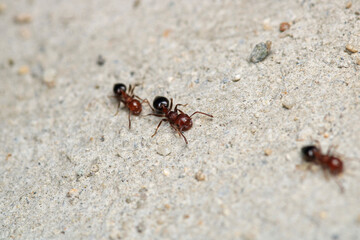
153, 96, 169, 112
301, 145, 319, 162
113, 83, 127, 95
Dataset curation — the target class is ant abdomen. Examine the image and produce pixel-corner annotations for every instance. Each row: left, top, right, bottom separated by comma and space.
328, 157, 343, 175
175, 114, 192, 131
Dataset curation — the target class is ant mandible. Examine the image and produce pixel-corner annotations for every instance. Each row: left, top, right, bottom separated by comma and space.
112, 83, 151, 129
149, 96, 213, 144
301, 144, 344, 191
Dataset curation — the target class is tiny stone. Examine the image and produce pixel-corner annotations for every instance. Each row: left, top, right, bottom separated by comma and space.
8, 59, 14, 66
136, 222, 145, 233
250, 41, 271, 63
43, 69, 57, 87
232, 74, 241, 82
282, 97, 295, 109
263, 20, 272, 31
90, 164, 99, 173
125, 198, 131, 203
97, 55, 105, 66
66, 188, 78, 198
345, 1, 352, 9
14, 14, 32, 24
156, 145, 171, 156
346, 44, 358, 53
356, 58, 360, 65
19, 28, 31, 39
279, 22, 291, 32
18, 65, 30, 75
195, 170, 206, 181
250, 126, 257, 134
163, 168, 170, 176
0, 3, 6, 13
319, 211, 328, 219
264, 149, 272, 156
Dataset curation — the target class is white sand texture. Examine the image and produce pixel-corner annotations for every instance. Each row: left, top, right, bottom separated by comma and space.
1, 0, 360, 239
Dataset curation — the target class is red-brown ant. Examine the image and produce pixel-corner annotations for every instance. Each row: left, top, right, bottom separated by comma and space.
112, 83, 150, 129
149, 96, 213, 144
301, 144, 344, 191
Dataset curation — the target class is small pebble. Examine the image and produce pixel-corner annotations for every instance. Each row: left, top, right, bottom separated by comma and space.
250, 126, 257, 134
232, 74, 241, 82
8, 59, 14, 66
0, 3, 6, 13
282, 97, 295, 109
66, 188, 78, 198
345, 1, 352, 9
250, 41, 271, 63
97, 55, 105, 66
279, 22, 291, 32
346, 44, 358, 53
43, 69, 57, 87
90, 164, 99, 173
163, 168, 170, 176
18, 65, 30, 75
263, 19, 272, 31
195, 170, 206, 181
264, 149, 272, 156
356, 58, 360, 65
156, 145, 171, 156
136, 222, 145, 233
133, 0, 141, 8
318, 211, 328, 219
156, 135, 172, 156
14, 14, 32, 24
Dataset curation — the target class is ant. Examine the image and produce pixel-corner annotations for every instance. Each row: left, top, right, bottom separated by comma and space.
112, 83, 150, 129
149, 96, 213, 144
301, 144, 344, 191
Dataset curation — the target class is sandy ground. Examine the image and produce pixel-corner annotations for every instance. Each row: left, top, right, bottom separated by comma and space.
1, 0, 360, 239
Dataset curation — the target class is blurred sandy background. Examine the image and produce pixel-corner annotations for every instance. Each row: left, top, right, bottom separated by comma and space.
1, 0, 360, 239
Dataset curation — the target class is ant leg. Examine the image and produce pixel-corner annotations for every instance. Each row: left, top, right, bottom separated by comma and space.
129, 84, 133, 94
130, 83, 141, 95
190, 111, 214, 118
174, 104, 188, 112
169, 124, 188, 144
147, 113, 165, 117
133, 96, 155, 111
128, 109, 132, 129
327, 144, 339, 156
170, 98, 173, 110
152, 119, 168, 137
322, 168, 330, 181
335, 178, 345, 193
313, 139, 322, 151
142, 99, 155, 111
114, 101, 121, 116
